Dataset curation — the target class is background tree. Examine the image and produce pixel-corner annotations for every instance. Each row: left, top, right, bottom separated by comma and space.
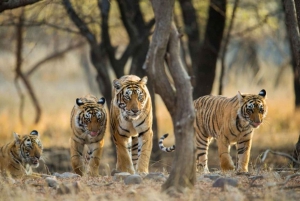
145, 0, 195, 192
282, 0, 300, 109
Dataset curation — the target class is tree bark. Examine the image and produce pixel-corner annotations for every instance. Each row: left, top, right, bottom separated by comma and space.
282, 0, 300, 108
144, 0, 195, 193
193, 0, 226, 98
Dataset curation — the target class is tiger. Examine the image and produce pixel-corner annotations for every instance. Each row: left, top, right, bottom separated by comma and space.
110, 75, 153, 174
159, 89, 267, 173
70, 94, 107, 176
0, 130, 43, 178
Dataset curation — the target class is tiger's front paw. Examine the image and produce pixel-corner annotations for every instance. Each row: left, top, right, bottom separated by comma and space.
220, 158, 235, 171
237, 166, 248, 173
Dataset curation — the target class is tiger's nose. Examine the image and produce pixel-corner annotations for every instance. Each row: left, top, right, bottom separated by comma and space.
131, 109, 139, 114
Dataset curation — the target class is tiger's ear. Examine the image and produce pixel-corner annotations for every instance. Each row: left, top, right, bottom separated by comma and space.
13, 132, 20, 144
237, 91, 244, 102
140, 76, 148, 85
258, 89, 266, 98
97, 97, 105, 105
30, 130, 39, 136
113, 79, 122, 90
76, 98, 84, 106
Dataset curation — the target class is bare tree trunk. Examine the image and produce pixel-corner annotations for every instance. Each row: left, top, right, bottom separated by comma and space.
193, 0, 226, 98
178, 0, 200, 82
219, 0, 239, 95
144, 0, 195, 193
282, 0, 300, 108
15, 9, 41, 124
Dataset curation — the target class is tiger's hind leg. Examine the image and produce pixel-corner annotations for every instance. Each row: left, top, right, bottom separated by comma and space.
70, 139, 85, 176
87, 139, 104, 177
196, 132, 212, 173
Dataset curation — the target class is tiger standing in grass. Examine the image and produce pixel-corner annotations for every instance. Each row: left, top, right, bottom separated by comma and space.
159, 89, 267, 173
110, 75, 153, 174
70, 94, 107, 176
0, 130, 43, 178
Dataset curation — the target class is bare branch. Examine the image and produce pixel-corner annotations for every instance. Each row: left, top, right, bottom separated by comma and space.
62, 0, 97, 48
0, 0, 41, 13
233, 11, 280, 37
15, 10, 41, 123
26, 41, 85, 76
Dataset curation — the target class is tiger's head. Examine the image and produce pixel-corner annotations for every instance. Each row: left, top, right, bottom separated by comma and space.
113, 75, 149, 121
75, 95, 107, 137
14, 130, 43, 168
237, 89, 267, 128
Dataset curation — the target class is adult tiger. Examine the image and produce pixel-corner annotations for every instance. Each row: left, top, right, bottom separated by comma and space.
160, 89, 267, 173
110, 75, 153, 174
0, 130, 43, 178
70, 94, 107, 176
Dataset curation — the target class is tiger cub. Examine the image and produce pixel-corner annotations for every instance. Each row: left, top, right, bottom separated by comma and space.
0, 130, 43, 178
70, 94, 107, 176
160, 89, 267, 173
110, 75, 153, 174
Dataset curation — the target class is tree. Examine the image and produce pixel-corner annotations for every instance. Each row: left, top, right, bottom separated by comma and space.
144, 0, 195, 193
282, 0, 300, 109
179, 0, 226, 98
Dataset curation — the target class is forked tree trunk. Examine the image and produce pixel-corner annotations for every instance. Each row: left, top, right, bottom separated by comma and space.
144, 0, 196, 192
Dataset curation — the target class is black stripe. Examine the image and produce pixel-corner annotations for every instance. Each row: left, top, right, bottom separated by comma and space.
118, 133, 130, 138
243, 130, 253, 137
136, 116, 147, 127
119, 125, 130, 133
138, 128, 150, 137
197, 153, 206, 158
238, 139, 250, 144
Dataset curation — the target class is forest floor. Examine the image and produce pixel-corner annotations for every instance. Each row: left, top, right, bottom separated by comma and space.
2, 168, 300, 201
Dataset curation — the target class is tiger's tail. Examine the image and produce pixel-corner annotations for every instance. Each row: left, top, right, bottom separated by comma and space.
158, 134, 175, 152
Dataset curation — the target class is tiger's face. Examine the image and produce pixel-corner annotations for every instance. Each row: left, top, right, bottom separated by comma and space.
113, 76, 148, 120
76, 97, 106, 137
17, 130, 43, 168
238, 89, 267, 128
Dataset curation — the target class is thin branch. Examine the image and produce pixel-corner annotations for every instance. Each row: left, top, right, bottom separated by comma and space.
233, 11, 280, 37
26, 41, 85, 76
0, 0, 41, 13
62, 0, 97, 49
218, 0, 239, 95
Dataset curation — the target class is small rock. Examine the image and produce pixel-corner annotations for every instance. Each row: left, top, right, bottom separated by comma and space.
144, 172, 166, 182
204, 173, 221, 181
113, 172, 131, 181
45, 177, 59, 188
53, 172, 81, 178
124, 174, 142, 185
212, 177, 238, 188
111, 169, 121, 176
